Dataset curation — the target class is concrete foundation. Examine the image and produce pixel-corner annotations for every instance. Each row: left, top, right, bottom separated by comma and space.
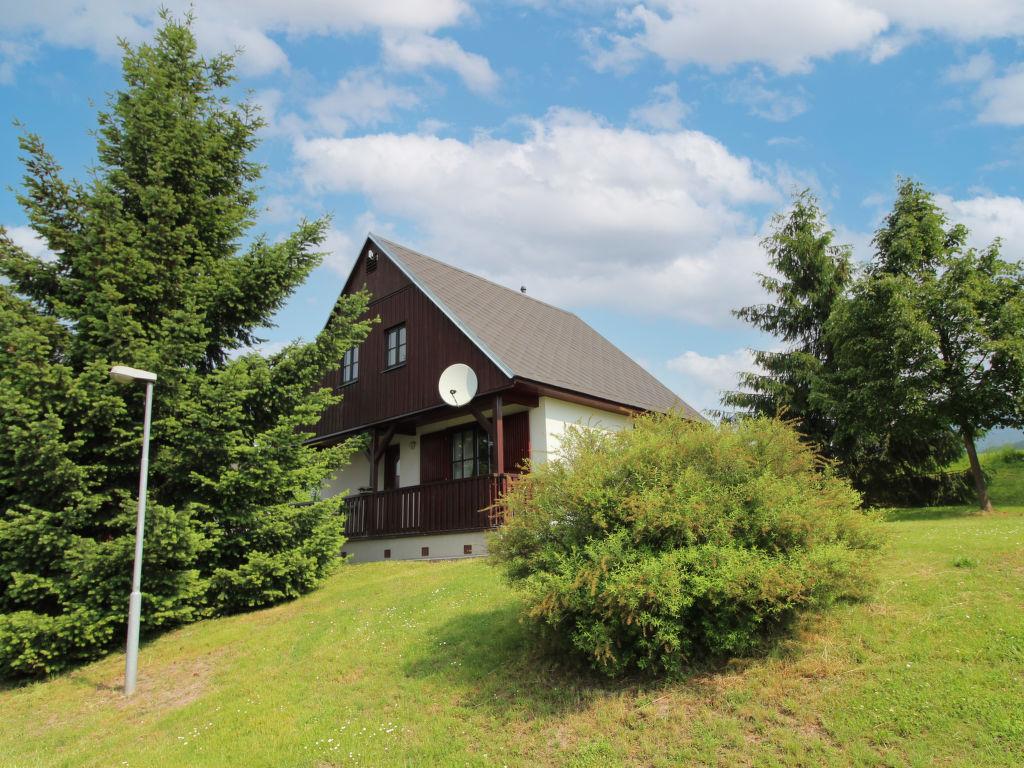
341, 531, 490, 563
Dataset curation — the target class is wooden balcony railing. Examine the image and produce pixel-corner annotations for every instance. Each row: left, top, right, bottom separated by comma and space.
341, 473, 513, 539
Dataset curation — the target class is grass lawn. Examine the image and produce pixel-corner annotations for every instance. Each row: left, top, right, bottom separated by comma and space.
2, 454, 1023, 767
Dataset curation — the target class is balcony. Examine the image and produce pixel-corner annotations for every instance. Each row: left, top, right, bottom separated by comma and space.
341, 473, 514, 539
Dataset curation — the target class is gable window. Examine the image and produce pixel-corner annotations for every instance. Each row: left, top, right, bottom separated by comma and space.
451, 427, 492, 479
385, 323, 407, 369
341, 345, 359, 384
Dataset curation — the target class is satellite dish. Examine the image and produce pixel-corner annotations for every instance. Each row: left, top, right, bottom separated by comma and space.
438, 363, 478, 407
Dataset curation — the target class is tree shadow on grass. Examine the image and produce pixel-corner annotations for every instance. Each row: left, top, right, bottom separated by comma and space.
401, 602, 774, 721
879, 504, 982, 523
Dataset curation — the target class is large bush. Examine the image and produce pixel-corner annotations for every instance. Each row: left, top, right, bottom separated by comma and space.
490, 414, 882, 677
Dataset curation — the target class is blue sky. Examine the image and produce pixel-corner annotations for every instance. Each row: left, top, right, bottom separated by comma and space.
2, 1, 1024, 414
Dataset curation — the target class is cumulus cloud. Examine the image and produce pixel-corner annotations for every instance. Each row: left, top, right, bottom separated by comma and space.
937, 193, 1024, 262
941, 52, 1024, 126
945, 52, 997, 83
4, 225, 54, 261
591, 0, 887, 75
726, 73, 808, 122
666, 347, 763, 413
309, 69, 421, 133
295, 108, 779, 323
381, 31, 499, 94
976, 66, 1024, 126
0, 39, 34, 84
587, 1, 1024, 75
0, 0, 473, 78
628, 82, 690, 130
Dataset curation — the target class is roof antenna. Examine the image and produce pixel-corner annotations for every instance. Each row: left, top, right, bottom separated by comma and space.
520, 286, 527, 294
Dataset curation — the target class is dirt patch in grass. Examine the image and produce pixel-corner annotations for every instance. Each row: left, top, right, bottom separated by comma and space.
49, 649, 227, 725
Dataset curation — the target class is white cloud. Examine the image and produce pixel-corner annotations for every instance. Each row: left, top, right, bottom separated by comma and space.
320, 226, 359, 275
941, 53, 1024, 126
867, 31, 915, 63
0, 0, 471, 78
587, 1, 1024, 75
309, 69, 420, 133
381, 31, 499, 94
666, 348, 762, 412
944, 52, 996, 83
628, 82, 690, 130
319, 212, 390, 275
726, 73, 808, 122
4, 225, 54, 261
592, 0, 887, 75
869, 0, 1024, 42
252, 89, 306, 139
295, 108, 779, 323
937, 193, 1024, 263
0, 39, 34, 84
976, 65, 1024, 126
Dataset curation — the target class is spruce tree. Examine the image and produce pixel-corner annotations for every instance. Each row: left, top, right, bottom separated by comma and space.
722, 190, 851, 455
0, 15, 371, 678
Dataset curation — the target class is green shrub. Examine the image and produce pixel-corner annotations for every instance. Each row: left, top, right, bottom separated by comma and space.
489, 414, 882, 677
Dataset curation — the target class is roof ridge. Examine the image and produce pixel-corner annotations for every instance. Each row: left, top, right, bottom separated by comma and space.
370, 233, 578, 320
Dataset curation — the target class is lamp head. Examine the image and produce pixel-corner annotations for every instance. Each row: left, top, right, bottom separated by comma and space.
109, 365, 158, 384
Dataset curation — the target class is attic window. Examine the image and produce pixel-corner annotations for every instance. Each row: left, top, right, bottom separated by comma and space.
385, 323, 407, 369
366, 249, 378, 272
341, 345, 359, 384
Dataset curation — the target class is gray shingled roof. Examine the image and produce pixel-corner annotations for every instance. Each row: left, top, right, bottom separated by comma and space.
370, 235, 701, 418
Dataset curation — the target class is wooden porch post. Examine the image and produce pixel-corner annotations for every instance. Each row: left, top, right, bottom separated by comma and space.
494, 395, 505, 475
369, 429, 379, 493
369, 423, 398, 493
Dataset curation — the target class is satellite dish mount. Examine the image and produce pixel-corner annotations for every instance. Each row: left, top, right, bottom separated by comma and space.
438, 363, 478, 407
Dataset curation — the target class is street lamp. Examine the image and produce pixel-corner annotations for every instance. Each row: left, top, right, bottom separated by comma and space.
109, 364, 157, 696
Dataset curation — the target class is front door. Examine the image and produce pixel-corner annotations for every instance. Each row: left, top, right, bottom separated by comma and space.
383, 444, 400, 490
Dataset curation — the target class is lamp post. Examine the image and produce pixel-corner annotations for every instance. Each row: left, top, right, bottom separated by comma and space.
109, 365, 157, 696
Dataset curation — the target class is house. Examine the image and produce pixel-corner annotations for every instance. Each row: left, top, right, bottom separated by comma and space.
313, 234, 701, 562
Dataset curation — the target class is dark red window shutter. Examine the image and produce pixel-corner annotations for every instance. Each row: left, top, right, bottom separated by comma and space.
503, 411, 530, 473
420, 430, 451, 483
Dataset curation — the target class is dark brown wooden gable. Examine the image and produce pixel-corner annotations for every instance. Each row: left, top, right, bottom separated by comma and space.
314, 239, 512, 440
342, 239, 412, 300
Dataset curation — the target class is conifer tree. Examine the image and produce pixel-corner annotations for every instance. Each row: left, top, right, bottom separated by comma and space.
0, 14, 371, 677
722, 190, 851, 455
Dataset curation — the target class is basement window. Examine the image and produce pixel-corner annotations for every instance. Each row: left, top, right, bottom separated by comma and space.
341, 345, 359, 384
385, 323, 407, 369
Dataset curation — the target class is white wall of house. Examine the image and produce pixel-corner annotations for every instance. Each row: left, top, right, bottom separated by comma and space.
529, 395, 633, 465
321, 397, 631, 562
322, 450, 371, 500
396, 434, 419, 487
323, 398, 631, 497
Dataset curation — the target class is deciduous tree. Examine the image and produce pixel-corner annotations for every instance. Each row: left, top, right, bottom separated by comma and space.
825, 180, 1024, 511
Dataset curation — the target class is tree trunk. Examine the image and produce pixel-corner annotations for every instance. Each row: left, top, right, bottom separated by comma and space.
962, 431, 993, 513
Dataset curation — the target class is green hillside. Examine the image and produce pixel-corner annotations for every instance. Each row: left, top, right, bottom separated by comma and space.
2, 452, 1022, 768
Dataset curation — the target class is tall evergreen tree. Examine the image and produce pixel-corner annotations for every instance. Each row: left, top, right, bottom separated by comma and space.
722, 190, 851, 455
0, 15, 372, 677
824, 180, 1024, 511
